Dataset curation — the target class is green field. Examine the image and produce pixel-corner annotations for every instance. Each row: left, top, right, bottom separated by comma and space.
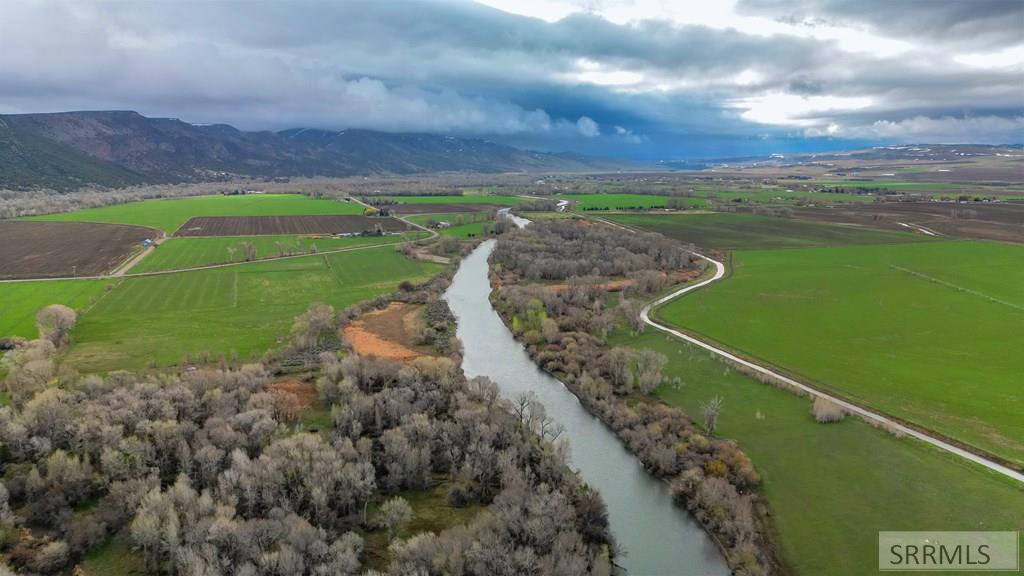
0, 279, 109, 339
606, 213, 925, 249
709, 189, 875, 205
612, 328, 1024, 576
79, 535, 145, 576
65, 247, 442, 371
558, 189, 877, 211
26, 193, 365, 233
557, 193, 705, 210
657, 240, 1024, 465
128, 234, 413, 273
384, 194, 523, 205
406, 213, 494, 238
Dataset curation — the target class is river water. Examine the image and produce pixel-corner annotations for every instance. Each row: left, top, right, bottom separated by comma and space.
444, 239, 728, 576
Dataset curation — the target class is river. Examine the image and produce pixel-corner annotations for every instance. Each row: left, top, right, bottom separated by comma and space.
444, 239, 729, 576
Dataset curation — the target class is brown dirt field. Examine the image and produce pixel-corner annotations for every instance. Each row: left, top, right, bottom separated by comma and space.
0, 220, 154, 279
270, 375, 319, 411
174, 215, 411, 237
343, 303, 434, 361
388, 203, 505, 215
786, 202, 1024, 243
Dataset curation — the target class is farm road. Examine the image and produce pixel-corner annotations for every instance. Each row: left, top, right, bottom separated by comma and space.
2, 197, 439, 284
0, 238, 423, 284
595, 216, 1024, 484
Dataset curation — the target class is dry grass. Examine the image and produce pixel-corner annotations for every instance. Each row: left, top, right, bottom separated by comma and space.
811, 397, 846, 423
342, 303, 432, 361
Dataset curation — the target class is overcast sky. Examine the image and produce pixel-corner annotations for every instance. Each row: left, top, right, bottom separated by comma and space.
2, 0, 1021, 159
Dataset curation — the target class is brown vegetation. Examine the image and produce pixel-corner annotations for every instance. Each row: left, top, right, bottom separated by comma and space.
269, 374, 319, 413
785, 202, 1024, 243
811, 397, 846, 423
0, 221, 153, 279
342, 303, 431, 361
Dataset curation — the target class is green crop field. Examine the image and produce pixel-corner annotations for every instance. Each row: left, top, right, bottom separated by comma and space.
606, 213, 925, 249
0, 279, 109, 339
26, 193, 364, 233
709, 189, 875, 205
128, 234, 414, 273
611, 328, 1024, 576
656, 240, 1024, 465
384, 194, 523, 205
406, 213, 494, 238
557, 193, 705, 210
64, 247, 442, 371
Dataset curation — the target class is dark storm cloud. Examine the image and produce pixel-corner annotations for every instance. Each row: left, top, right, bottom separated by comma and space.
737, 0, 1024, 50
0, 0, 1020, 157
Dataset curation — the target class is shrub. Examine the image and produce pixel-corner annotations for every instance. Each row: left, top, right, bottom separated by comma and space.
811, 397, 846, 423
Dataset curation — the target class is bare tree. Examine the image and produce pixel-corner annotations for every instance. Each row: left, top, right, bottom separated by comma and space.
811, 397, 846, 423
290, 303, 336, 351
239, 241, 257, 261
35, 305, 77, 347
541, 318, 560, 343
618, 297, 646, 335
379, 496, 413, 540
701, 396, 724, 436
635, 349, 667, 394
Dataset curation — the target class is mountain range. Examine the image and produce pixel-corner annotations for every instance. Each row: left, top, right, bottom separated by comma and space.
0, 111, 623, 190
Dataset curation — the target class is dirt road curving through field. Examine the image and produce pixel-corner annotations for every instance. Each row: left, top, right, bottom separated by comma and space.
638, 250, 1024, 484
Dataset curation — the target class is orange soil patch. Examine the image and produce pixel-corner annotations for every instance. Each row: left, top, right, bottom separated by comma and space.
343, 302, 434, 361
270, 374, 318, 410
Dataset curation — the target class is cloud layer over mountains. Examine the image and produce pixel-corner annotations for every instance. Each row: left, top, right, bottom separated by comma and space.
2, 0, 1020, 159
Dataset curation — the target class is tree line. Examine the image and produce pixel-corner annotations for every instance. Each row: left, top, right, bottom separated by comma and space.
491, 220, 695, 282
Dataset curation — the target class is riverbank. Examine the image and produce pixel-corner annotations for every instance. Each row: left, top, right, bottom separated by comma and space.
328, 264, 618, 572
483, 221, 778, 575
447, 240, 730, 575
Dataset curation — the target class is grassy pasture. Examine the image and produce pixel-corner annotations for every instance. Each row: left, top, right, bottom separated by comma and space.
0, 279, 109, 339
65, 247, 442, 371
709, 189, 875, 205
78, 535, 145, 576
362, 480, 484, 570
606, 213, 925, 250
657, 240, 1024, 465
557, 193, 705, 210
406, 213, 494, 238
611, 328, 1024, 576
129, 234, 413, 273
558, 189, 875, 211
26, 193, 364, 233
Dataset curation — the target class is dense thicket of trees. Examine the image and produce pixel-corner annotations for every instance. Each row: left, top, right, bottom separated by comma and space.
490, 220, 775, 576
1, 274, 613, 574
492, 220, 698, 281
